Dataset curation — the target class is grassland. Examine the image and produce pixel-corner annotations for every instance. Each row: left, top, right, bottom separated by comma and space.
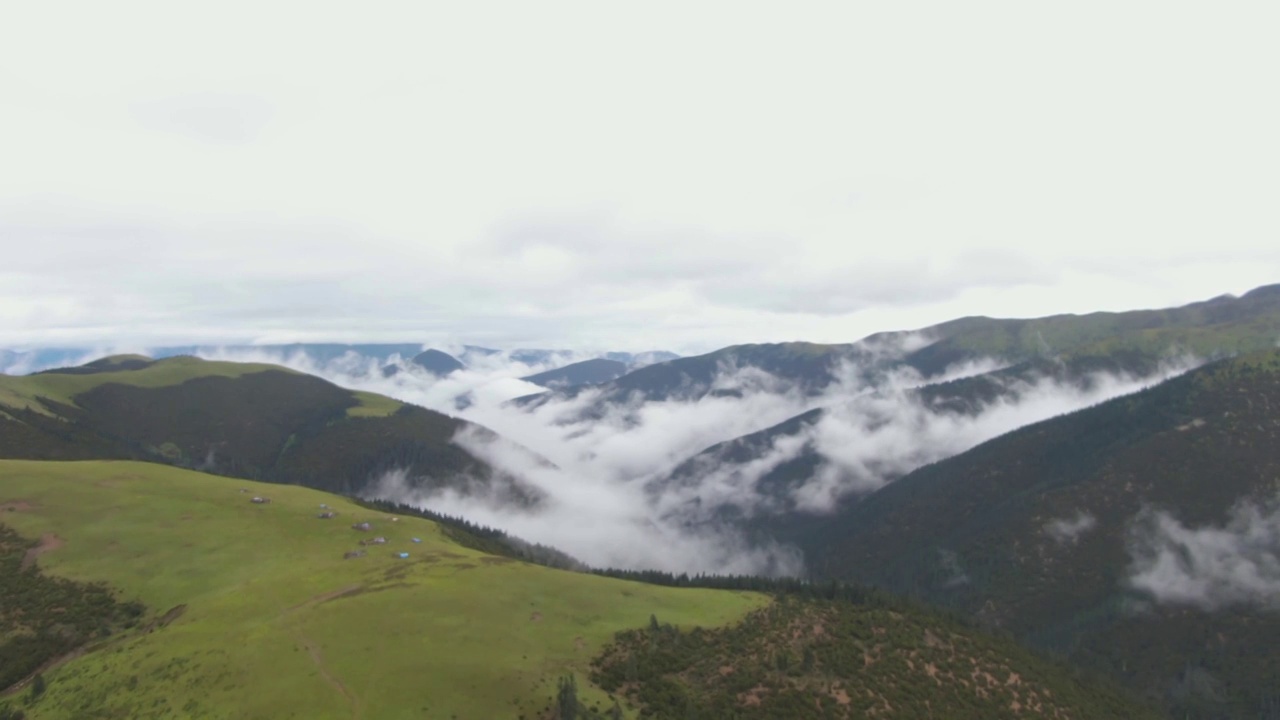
0, 357, 298, 416
0, 460, 765, 720
346, 391, 403, 418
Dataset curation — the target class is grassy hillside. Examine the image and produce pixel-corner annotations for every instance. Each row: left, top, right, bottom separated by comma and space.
803, 349, 1280, 718
0, 356, 537, 502
0, 461, 765, 720
896, 283, 1280, 375
0, 461, 1158, 719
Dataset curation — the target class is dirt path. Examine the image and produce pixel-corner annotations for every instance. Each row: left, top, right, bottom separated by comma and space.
21, 533, 65, 570
283, 584, 363, 614
298, 632, 362, 720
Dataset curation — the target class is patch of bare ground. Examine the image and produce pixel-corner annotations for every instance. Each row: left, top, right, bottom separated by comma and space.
20, 532, 65, 570
0, 500, 35, 512
738, 684, 768, 707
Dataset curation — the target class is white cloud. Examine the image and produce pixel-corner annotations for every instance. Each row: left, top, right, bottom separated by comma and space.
183, 344, 1200, 575
1045, 512, 1098, 545
1128, 499, 1280, 611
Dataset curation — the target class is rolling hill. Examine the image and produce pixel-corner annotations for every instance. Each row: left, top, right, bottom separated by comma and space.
0, 355, 537, 503
521, 358, 629, 389
889, 283, 1280, 377
0, 460, 764, 719
409, 349, 466, 376
0, 460, 1157, 719
799, 349, 1280, 719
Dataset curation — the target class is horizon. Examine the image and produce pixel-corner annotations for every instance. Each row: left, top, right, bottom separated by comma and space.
2, 280, 1274, 359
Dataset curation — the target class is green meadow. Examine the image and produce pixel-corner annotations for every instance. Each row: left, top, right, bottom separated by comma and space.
0, 460, 766, 719
0, 357, 298, 415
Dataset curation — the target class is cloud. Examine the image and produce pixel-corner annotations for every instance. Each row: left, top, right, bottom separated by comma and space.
1127, 499, 1280, 611
172, 343, 1203, 576
1045, 512, 1098, 545
132, 93, 274, 144
650, 357, 1198, 519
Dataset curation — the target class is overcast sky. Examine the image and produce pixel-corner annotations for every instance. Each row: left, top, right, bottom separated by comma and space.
2, 1, 1277, 353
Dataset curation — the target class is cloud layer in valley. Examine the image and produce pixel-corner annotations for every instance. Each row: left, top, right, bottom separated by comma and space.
1128, 499, 1280, 611
169, 345, 1201, 575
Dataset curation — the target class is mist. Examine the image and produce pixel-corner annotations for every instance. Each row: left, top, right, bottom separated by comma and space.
122, 344, 1198, 576
1128, 498, 1280, 611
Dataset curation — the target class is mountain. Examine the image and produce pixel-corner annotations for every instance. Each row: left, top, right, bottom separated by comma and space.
798, 349, 1280, 719
517, 284, 1280, 415
521, 358, 629, 388
0, 460, 761, 719
409, 348, 465, 376
512, 341, 864, 414
890, 283, 1280, 377
0, 355, 537, 503
0, 460, 1157, 719
647, 351, 1174, 528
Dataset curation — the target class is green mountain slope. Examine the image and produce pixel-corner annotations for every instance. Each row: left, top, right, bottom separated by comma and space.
592, 596, 1157, 720
0, 356, 536, 501
0, 461, 1155, 719
803, 349, 1280, 718
515, 285, 1280, 419
893, 283, 1280, 375
0, 460, 765, 720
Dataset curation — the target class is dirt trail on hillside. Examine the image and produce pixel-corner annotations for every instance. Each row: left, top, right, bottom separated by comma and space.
298, 632, 362, 720
283, 584, 363, 614
21, 533, 65, 570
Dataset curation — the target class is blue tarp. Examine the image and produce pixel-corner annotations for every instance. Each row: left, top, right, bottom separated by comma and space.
398, 552, 410, 558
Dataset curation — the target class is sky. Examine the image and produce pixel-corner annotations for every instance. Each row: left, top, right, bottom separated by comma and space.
2, 1, 1278, 353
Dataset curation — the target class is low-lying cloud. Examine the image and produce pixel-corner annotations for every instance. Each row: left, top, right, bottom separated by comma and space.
1128, 498, 1280, 611
61, 343, 1199, 576
651, 359, 1197, 520
1045, 512, 1098, 545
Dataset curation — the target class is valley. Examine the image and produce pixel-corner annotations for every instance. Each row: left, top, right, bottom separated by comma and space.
3, 285, 1280, 718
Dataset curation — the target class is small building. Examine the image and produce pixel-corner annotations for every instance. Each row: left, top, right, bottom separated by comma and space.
250, 497, 271, 504
411, 537, 422, 543
343, 550, 366, 560
317, 511, 337, 519
351, 522, 372, 531
397, 552, 410, 559
319, 503, 329, 509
